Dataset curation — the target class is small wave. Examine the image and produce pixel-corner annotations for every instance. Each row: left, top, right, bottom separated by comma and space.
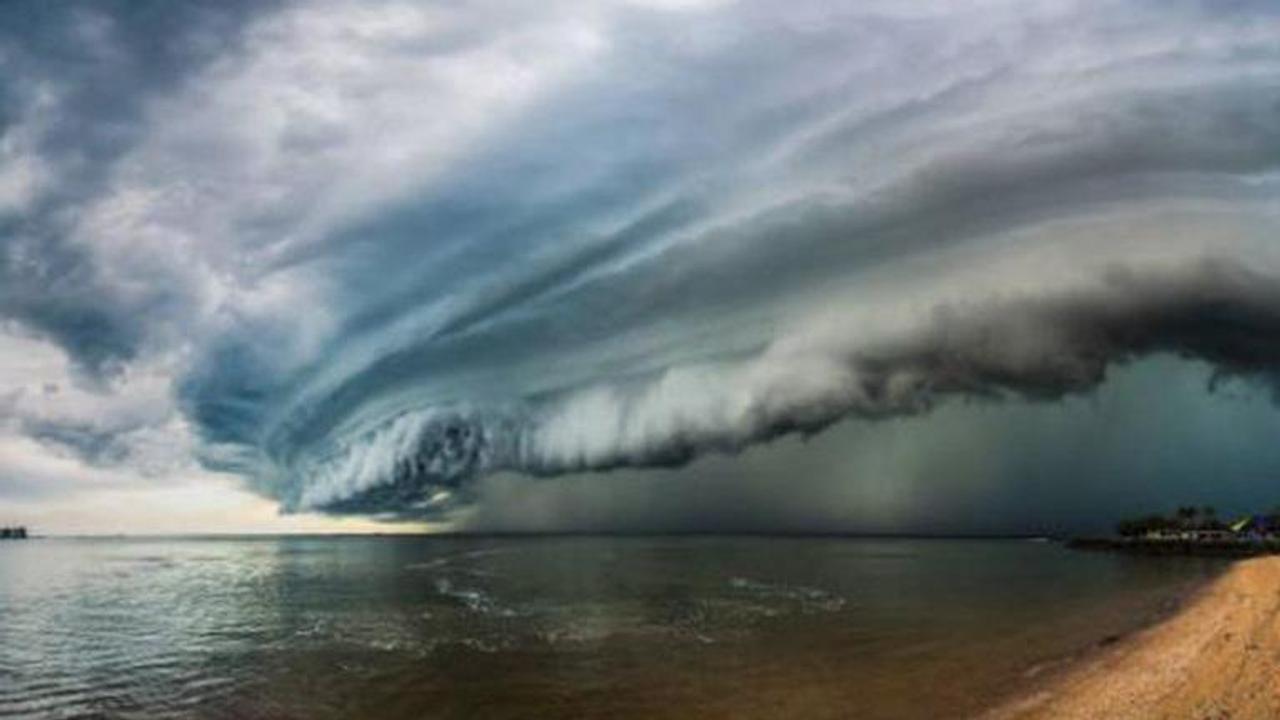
728, 577, 846, 613
404, 558, 449, 571
294, 620, 326, 637
433, 578, 517, 617
405, 547, 508, 572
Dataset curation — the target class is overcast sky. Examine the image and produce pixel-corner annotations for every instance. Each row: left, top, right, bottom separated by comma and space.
3, 0, 1280, 534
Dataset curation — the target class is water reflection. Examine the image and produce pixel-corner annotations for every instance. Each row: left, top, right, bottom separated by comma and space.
0, 537, 1223, 719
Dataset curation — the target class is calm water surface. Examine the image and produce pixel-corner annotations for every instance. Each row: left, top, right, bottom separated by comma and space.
0, 536, 1224, 719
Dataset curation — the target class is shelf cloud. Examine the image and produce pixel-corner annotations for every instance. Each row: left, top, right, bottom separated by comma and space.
4, 0, 1280, 524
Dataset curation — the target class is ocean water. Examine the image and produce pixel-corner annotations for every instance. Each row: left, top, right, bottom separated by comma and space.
0, 536, 1223, 720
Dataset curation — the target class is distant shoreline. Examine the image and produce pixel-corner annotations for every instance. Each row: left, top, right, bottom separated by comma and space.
1069, 535, 1280, 557
19, 531, 1062, 541
984, 556, 1280, 719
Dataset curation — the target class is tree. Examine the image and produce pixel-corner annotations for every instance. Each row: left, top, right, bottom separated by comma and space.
1176, 506, 1198, 529
1198, 506, 1220, 530
1116, 514, 1173, 537
1116, 518, 1141, 537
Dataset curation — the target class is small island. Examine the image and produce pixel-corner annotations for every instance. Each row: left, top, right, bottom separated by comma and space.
0, 526, 29, 540
1070, 505, 1280, 555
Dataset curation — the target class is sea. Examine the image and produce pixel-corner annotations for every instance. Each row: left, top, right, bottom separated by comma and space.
0, 535, 1225, 720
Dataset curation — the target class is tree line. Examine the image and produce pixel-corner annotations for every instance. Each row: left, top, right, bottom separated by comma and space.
1114, 505, 1280, 537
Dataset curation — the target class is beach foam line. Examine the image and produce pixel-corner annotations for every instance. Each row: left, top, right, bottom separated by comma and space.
983, 556, 1280, 720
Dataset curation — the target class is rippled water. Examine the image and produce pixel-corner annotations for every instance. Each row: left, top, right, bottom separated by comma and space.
0, 536, 1223, 719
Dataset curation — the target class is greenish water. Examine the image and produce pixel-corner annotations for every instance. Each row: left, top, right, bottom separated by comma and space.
0, 536, 1224, 719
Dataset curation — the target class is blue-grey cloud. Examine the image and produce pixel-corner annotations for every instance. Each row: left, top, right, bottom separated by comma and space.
5, 0, 1280, 525
462, 355, 1280, 535
0, 0, 275, 375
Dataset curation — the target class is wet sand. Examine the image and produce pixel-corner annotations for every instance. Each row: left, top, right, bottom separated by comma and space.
986, 556, 1280, 720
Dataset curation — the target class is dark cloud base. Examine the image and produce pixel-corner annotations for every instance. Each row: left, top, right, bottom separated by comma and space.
286, 259, 1280, 518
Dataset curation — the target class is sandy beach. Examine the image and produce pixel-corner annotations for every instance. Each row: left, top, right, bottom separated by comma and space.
986, 556, 1280, 720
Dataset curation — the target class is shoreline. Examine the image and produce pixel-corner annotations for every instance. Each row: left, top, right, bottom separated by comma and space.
1069, 536, 1280, 557
982, 556, 1280, 720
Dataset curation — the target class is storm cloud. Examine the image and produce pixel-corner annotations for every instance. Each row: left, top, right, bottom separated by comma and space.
4, 0, 1280, 525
